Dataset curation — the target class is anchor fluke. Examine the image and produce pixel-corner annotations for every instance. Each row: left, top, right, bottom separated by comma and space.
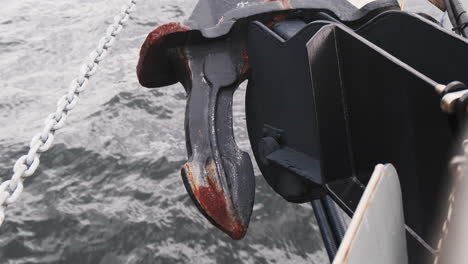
182, 158, 252, 240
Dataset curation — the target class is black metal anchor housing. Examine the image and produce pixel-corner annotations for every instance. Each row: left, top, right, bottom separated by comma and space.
137, 1, 468, 262
246, 11, 468, 263
137, 0, 399, 240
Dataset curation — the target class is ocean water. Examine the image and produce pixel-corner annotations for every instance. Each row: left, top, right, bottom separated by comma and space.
0, 0, 330, 263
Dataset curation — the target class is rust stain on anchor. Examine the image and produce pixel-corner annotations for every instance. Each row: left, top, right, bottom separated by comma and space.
183, 162, 247, 240
148, 22, 189, 46
241, 48, 251, 80
139, 22, 190, 62
137, 22, 190, 87
264, 13, 289, 28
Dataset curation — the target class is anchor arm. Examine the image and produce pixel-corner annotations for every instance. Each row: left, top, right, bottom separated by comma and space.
179, 43, 255, 240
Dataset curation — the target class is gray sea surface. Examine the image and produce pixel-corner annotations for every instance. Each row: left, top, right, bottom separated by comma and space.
0, 0, 450, 263
0, 0, 329, 263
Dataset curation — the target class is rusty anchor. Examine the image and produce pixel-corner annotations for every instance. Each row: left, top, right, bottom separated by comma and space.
176, 42, 255, 240
136, 0, 400, 239
137, 20, 254, 240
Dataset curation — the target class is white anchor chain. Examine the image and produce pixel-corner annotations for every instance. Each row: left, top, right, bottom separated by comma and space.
0, 0, 138, 226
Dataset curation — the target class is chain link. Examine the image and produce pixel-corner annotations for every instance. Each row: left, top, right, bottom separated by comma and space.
0, 0, 138, 227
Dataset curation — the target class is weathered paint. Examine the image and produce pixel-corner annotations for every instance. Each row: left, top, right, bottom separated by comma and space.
136, 0, 401, 241
241, 48, 251, 79
182, 162, 247, 240
150, 23, 189, 45
138, 22, 190, 63
264, 14, 289, 28
137, 22, 190, 87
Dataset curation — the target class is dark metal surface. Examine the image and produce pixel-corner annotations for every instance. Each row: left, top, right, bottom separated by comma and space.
139, 6, 257, 239
326, 178, 364, 216
357, 11, 468, 85
311, 200, 338, 262
137, 0, 400, 89
245, 13, 468, 261
444, 0, 468, 37
321, 197, 347, 243
178, 36, 255, 240
136, 4, 468, 263
311, 197, 347, 262
307, 23, 451, 247
136, 0, 399, 240
246, 20, 330, 202
187, 0, 399, 38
